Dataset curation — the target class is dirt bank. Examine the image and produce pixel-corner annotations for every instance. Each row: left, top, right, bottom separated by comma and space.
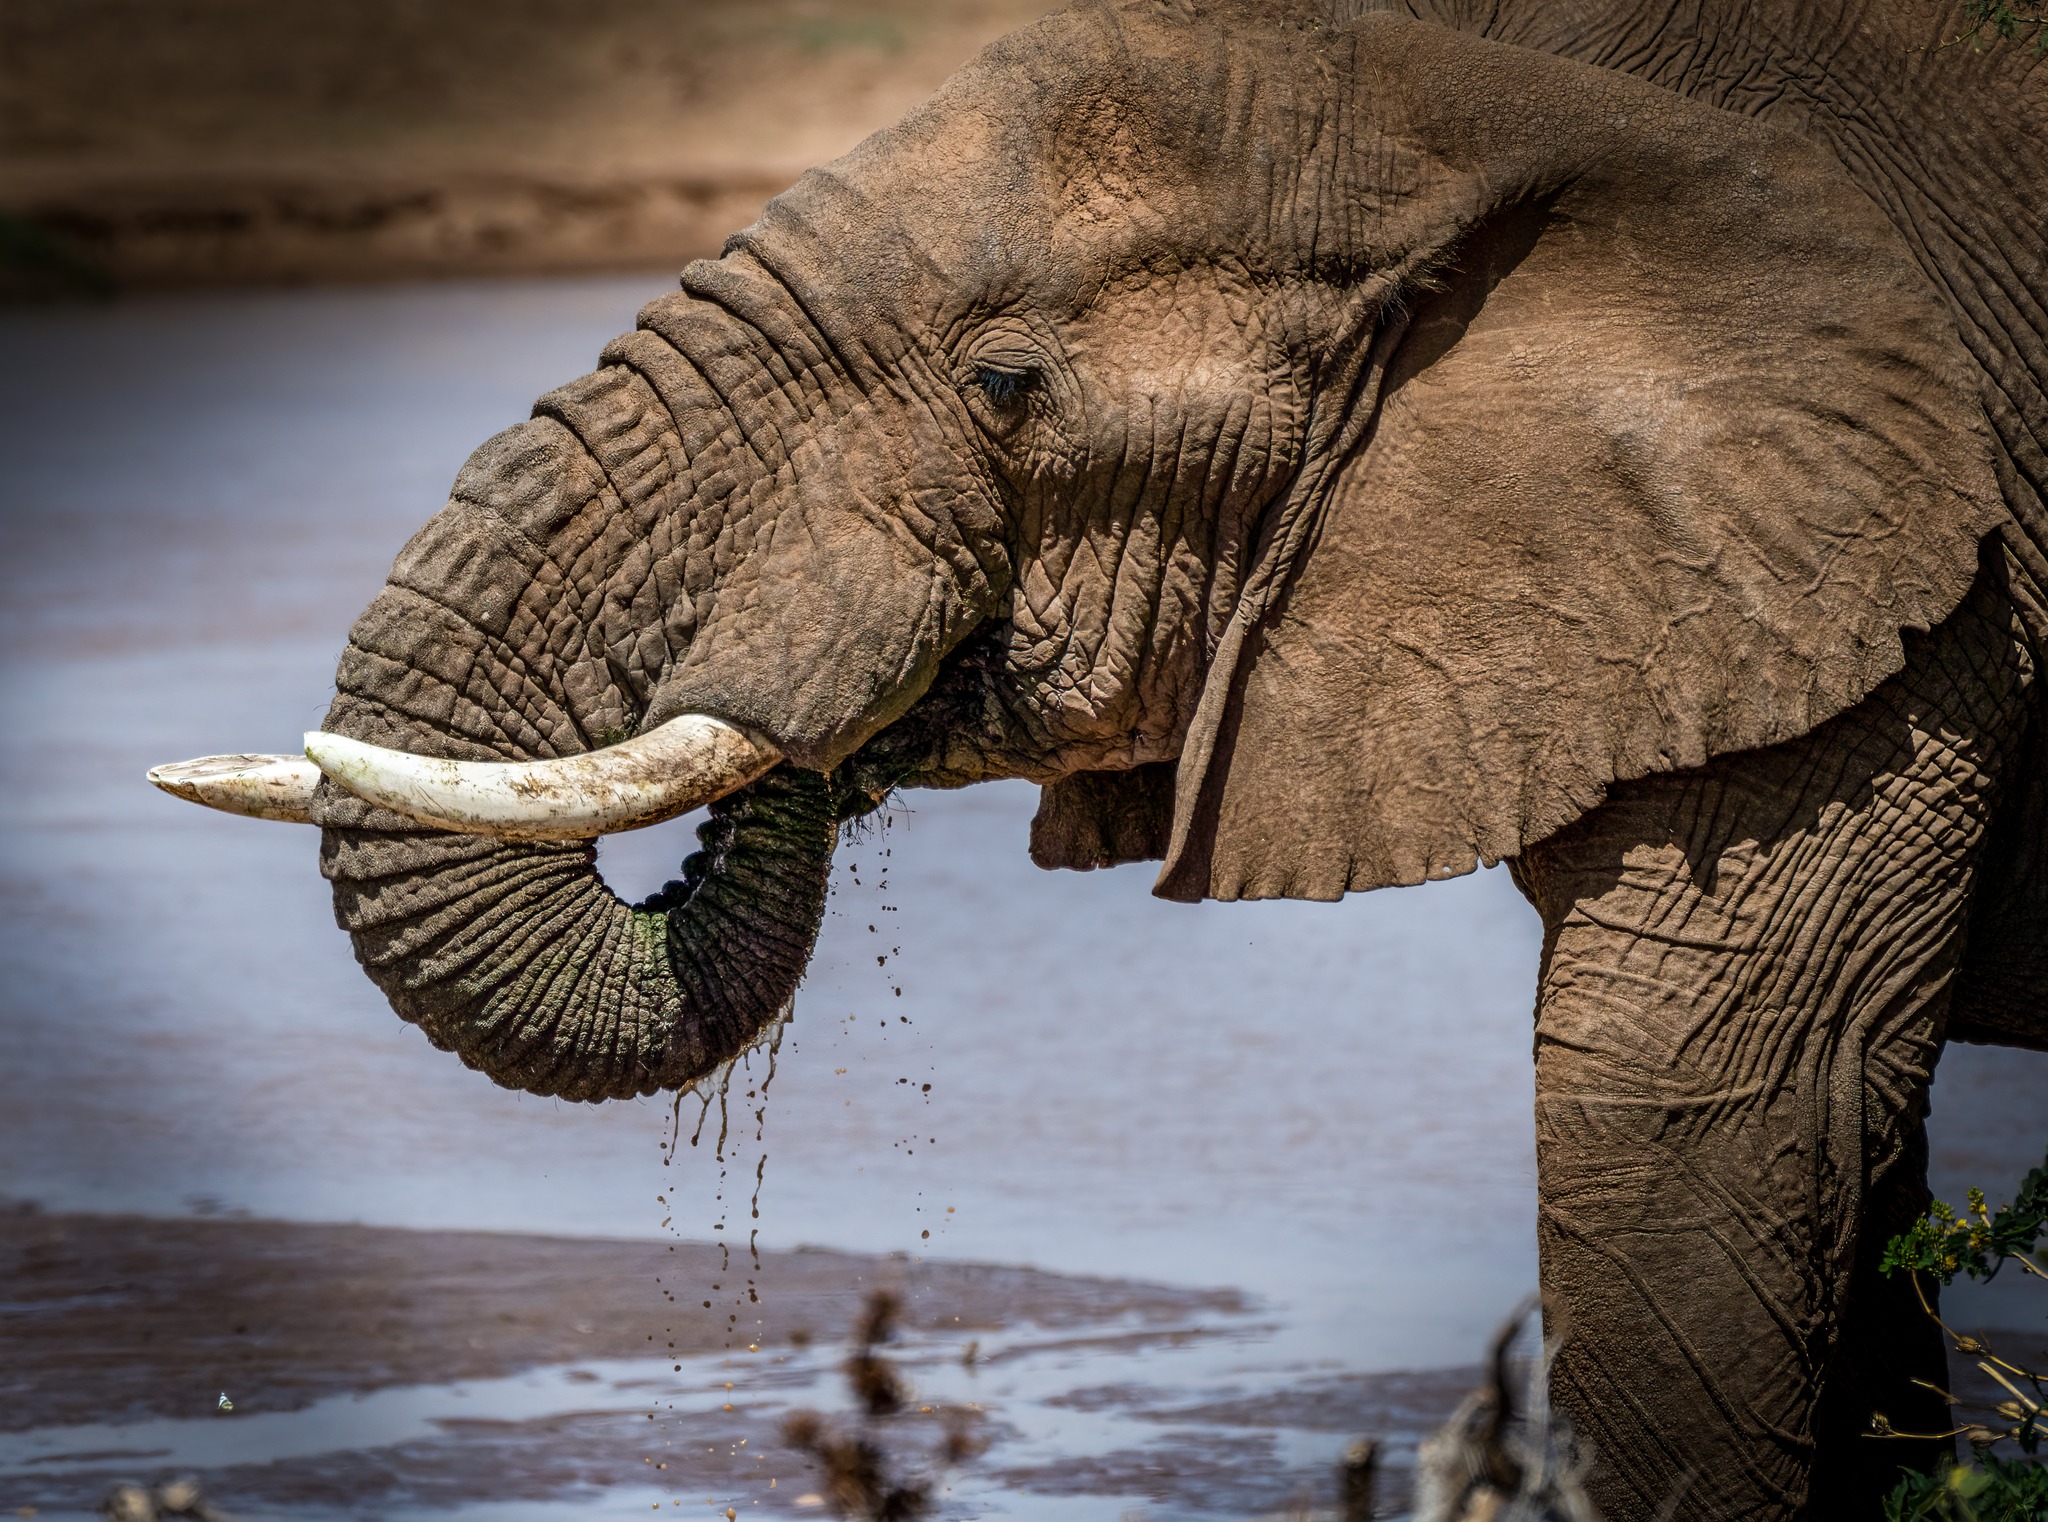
0, 1201, 1247, 1435
0, 0, 1053, 290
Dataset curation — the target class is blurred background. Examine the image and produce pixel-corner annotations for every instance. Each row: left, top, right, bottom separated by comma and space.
2, 7, 2043, 1521
0, 0, 1051, 292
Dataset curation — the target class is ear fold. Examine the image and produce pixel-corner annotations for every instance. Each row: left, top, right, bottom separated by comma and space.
1156, 31, 2004, 902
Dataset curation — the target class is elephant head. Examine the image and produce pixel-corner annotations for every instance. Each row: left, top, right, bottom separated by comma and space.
152, 0, 2002, 1103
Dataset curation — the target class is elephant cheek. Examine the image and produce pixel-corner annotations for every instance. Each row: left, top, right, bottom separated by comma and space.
651, 468, 1004, 772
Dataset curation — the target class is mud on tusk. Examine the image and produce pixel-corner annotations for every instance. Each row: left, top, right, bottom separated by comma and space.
302, 714, 783, 842
147, 754, 322, 824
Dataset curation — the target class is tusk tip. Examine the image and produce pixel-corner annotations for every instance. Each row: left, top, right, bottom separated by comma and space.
148, 753, 321, 824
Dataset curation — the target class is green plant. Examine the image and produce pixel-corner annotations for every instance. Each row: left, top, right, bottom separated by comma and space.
1871, 1149, 2047, 1520
1881, 1156, 2048, 1291
1944, 0, 2048, 52
1883, 1455, 2048, 1521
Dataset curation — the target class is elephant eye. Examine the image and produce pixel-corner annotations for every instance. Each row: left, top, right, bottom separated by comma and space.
972, 364, 1035, 408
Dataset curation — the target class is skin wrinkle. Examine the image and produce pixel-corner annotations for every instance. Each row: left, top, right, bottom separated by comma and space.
512, 875, 614, 1007
1828, 157, 2047, 480
369, 571, 551, 744
1656, 833, 1887, 1097
1540, 1197, 1810, 1500
401, 862, 590, 994
740, 175, 957, 340
930, 257, 1318, 777
543, 491, 640, 748
368, 848, 576, 946
458, 900, 581, 1042
605, 336, 753, 539
339, 833, 523, 911
1544, 1227, 1807, 1499
895, 508, 960, 698
663, 252, 1015, 745
1091, 378, 1173, 711
1066, 391, 1158, 719
682, 261, 838, 427
384, 484, 625, 755
709, 248, 868, 411
515, 897, 613, 1083
1117, 481, 1178, 713
1131, 407, 1209, 750
338, 640, 518, 756
1819, 77, 2048, 354
1576, 1158, 1819, 1396
637, 311, 785, 488
1173, 389, 1250, 649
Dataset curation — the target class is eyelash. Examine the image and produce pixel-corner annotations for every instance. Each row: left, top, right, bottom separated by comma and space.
973, 365, 1034, 407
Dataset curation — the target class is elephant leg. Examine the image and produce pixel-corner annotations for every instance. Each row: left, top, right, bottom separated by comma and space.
1510, 568, 2035, 1521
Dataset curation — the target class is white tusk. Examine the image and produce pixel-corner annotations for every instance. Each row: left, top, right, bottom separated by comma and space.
147, 753, 322, 824
302, 714, 782, 841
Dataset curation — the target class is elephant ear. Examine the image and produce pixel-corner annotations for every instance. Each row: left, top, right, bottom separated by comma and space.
1155, 39, 2004, 903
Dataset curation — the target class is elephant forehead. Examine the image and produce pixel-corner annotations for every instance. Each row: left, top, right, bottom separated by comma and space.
745, 2, 1378, 310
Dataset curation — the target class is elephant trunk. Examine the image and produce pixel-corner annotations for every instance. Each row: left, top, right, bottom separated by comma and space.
319, 767, 841, 1100
313, 283, 877, 1100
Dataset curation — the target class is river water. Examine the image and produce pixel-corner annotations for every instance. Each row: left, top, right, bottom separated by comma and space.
1, 277, 2041, 1519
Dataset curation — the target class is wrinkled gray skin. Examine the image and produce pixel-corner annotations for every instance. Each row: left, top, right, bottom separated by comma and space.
312, 3, 2047, 1516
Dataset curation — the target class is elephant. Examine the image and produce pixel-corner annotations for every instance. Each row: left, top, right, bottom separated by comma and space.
149, 1, 2048, 1517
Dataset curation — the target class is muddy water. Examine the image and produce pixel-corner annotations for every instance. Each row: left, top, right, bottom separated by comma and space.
1, 278, 2042, 1518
